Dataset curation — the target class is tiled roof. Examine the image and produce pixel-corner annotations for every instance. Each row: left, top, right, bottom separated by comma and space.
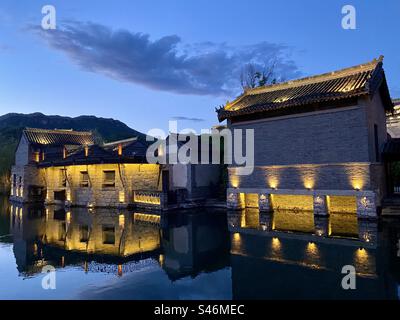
103, 138, 148, 158
217, 56, 393, 122
38, 139, 148, 167
23, 128, 94, 146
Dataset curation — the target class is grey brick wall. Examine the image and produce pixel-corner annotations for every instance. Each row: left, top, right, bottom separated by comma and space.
228, 97, 388, 196
231, 105, 370, 166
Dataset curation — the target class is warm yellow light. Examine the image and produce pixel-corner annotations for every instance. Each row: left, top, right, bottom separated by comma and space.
118, 264, 123, 277
133, 213, 161, 224
118, 144, 123, 156
84, 146, 89, 157
66, 211, 71, 223
66, 190, 71, 201
304, 179, 314, 190
272, 237, 281, 250
33, 152, 40, 162
233, 232, 241, 242
119, 214, 125, 228
159, 254, 165, 266
119, 191, 125, 203
268, 177, 278, 189
230, 176, 240, 188
134, 192, 161, 205
240, 212, 246, 228
307, 242, 318, 255
355, 248, 369, 264
351, 178, 364, 191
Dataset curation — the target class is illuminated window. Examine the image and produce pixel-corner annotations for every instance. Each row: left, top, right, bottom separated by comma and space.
103, 170, 115, 188
32, 151, 40, 162
80, 171, 89, 187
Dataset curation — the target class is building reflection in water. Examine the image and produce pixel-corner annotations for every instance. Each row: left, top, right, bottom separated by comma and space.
8, 204, 230, 279
228, 208, 398, 300
6, 201, 400, 299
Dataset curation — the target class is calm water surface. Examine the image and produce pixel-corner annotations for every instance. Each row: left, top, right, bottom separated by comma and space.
1, 195, 400, 300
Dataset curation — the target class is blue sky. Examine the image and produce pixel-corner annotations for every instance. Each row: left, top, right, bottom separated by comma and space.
0, 0, 399, 134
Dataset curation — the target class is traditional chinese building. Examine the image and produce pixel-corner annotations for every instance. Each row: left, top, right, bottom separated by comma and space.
10, 128, 220, 209
217, 56, 394, 219
387, 99, 400, 138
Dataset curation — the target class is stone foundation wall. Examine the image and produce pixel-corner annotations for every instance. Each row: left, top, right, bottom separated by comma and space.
227, 188, 378, 219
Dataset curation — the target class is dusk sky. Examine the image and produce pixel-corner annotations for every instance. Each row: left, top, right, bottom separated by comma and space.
0, 0, 399, 135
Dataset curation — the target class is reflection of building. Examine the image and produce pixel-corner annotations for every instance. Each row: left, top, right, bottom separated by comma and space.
228, 209, 376, 243
229, 209, 397, 299
10, 128, 220, 210
160, 211, 230, 280
9, 203, 230, 280
10, 204, 162, 276
218, 57, 394, 219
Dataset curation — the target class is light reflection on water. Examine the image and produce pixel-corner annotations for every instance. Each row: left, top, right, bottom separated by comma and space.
1, 196, 400, 300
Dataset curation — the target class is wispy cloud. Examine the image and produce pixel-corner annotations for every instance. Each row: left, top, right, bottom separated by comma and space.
171, 116, 205, 122
0, 44, 11, 52
32, 21, 300, 96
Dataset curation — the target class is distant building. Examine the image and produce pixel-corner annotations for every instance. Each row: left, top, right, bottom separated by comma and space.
387, 99, 400, 138
217, 56, 394, 218
10, 128, 220, 209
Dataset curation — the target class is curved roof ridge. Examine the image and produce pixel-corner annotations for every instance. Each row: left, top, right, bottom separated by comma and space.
225, 56, 383, 110
103, 137, 138, 146
24, 127, 93, 135
248, 56, 382, 94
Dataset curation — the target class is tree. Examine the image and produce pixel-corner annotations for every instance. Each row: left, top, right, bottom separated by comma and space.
240, 60, 277, 90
